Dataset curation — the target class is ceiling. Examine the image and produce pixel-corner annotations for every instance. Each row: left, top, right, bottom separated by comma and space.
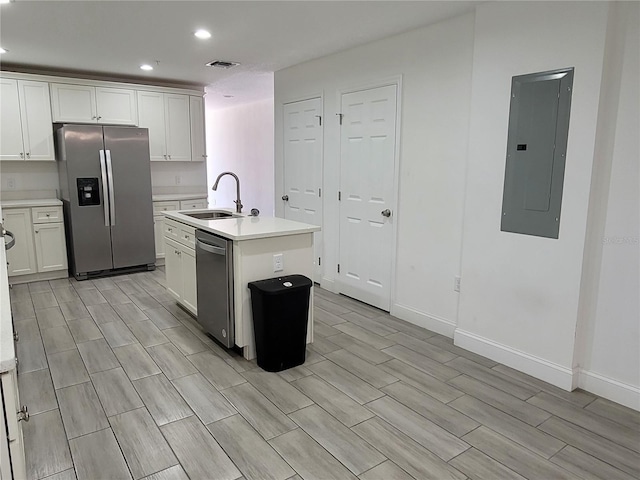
0, 1, 477, 108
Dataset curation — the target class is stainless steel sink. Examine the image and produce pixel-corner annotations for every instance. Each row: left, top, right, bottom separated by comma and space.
183, 210, 235, 220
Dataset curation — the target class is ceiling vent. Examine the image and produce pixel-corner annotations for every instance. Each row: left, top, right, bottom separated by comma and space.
206, 60, 240, 69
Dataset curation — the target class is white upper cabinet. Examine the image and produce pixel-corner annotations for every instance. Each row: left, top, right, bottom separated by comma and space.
95, 87, 138, 125
190, 95, 206, 162
164, 94, 191, 161
0, 79, 54, 161
138, 91, 192, 161
51, 83, 137, 125
138, 91, 166, 161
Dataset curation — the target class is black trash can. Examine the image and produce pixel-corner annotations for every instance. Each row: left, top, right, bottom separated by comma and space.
248, 274, 312, 372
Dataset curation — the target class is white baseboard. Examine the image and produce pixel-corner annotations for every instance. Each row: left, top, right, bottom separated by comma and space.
319, 277, 337, 293
454, 328, 575, 390
392, 303, 456, 337
579, 369, 640, 411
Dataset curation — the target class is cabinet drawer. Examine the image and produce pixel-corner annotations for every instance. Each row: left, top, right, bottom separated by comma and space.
32, 206, 63, 223
180, 199, 207, 210
153, 201, 180, 214
164, 219, 180, 241
177, 224, 196, 249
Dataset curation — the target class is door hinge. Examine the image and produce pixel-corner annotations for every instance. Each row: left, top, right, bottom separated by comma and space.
336, 113, 343, 125
337, 264, 340, 273
315, 115, 322, 126
318, 257, 321, 266
319, 188, 322, 198
338, 191, 341, 201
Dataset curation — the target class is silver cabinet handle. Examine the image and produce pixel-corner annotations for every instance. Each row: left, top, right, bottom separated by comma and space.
3, 229, 15, 250
26, 152, 30, 158
381, 209, 392, 218
97, 116, 102, 120
282, 195, 289, 201
105, 150, 116, 226
92, 116, 97, 120
19, 152, 24, 158
17, 405, 29, 422
13, 331, 18, 342
99, 150, 110, 226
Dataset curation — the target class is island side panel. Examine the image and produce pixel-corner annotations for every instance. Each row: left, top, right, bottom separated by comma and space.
233, 233, 314, 360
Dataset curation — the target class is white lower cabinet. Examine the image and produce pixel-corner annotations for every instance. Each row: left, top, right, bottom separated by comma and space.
164, 222, 197, 316
3, 208, 37, 276
33, 223, 68, 272
152, 198, 206, 263
1, 367, 26, 480
3, 205, 68, 280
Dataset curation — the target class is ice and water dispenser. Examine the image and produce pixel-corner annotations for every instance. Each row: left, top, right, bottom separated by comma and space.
76, 178, 100, 206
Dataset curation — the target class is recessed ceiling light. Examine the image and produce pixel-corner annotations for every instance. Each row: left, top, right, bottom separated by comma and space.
223, 95, 234, 98
0, 48, 7, 54
194, 29, 211, 39
140, 64, 153, 71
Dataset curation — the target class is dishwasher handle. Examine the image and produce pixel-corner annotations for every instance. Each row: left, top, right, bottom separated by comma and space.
196, 239, 227, 256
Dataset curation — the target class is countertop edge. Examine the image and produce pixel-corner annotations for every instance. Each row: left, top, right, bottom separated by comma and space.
152, 193, 209, 202
164, 211, 321, 241
1, 198, 62, 208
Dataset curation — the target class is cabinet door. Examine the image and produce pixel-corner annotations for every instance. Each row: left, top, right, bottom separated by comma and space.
181, 245, 197, 315
0, 78, 25, 161
179, 199, 208, 210
137, 91, 166, 161
164, 94, 192, 161
154, 215, 166, 259
1, 370, 26, 480
3, 209, 36, 276
96, 87, 138, 125
165, 237, 183, 300
50, 83, 97, 123
190, 95, 206, 162
33, 223, 68, 273
18, 80, 55, 161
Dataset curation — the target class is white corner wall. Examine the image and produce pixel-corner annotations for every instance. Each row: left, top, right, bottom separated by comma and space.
578, 2, 640, 410
205, 97, 275, 215
275, 12, 475, 335
456, 2, 609, 389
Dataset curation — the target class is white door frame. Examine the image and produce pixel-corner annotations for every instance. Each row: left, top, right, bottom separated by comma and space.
280, 93, 325, 282
336, 75, 403, 311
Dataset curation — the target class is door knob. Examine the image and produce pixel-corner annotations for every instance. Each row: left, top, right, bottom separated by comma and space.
282, 195, 289, 201
381, 209, 392, 217
17, 405, 29, 422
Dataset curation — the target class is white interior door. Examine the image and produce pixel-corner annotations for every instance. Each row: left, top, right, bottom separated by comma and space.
339, 84, 398, 311
283, 97, 323, 281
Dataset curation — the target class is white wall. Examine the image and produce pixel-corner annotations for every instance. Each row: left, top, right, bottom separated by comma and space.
275, 12, 475, 335
205, 96, 275, 215
0, 161, 58, 192
150, 162, 207, 189
578, 2, 639, 409
455, 2, 609, 389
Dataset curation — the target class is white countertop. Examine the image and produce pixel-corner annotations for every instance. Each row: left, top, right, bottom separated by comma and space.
164, 211, 320, 241
1, 198, 62, 209
0, 206, 16, 372
152, 193, 208, 202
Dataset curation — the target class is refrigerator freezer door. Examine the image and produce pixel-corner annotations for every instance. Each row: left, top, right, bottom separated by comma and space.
103, 127, 155, 269
57, 125, 114, 274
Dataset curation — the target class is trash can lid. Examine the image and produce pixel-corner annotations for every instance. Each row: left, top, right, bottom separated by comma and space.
248, 274, 312, 294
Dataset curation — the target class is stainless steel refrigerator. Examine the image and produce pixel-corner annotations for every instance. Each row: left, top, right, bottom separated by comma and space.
56, 124, 155, 280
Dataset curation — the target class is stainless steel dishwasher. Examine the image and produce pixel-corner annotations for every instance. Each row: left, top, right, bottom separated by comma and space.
195, 230, 234, 347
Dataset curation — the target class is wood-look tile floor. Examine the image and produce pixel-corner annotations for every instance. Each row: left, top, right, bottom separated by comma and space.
11, 270, 640, 480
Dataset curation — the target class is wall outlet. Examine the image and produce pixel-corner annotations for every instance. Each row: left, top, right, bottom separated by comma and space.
273, 253, 284, 272
6, 177, 16, 190
454, 275, 461, 293
175, 175, 182, 185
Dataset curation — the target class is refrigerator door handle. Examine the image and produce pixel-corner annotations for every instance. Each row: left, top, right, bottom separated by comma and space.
99, 149, 110, 227
105, 150, 116, 226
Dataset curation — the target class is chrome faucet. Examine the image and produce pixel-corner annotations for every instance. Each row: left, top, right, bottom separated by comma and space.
212, 171, 243, 213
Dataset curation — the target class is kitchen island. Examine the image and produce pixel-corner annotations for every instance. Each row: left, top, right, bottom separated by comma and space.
163, 210, 320, 360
